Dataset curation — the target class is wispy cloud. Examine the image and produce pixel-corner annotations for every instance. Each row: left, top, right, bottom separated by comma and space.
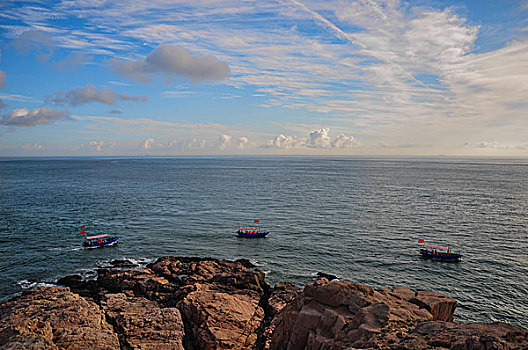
1, 0, 527, 154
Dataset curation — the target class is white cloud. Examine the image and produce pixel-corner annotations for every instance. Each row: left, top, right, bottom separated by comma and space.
80, 140, 116, 152
168, 137, 206, 150
217, 134, 232, 149
111, 44, 230, 83
332, 134, 359, 148
308, 127, 331, 148
237, 136, 249, 149
267, 128, 358, 149
141, 138, 156, 150
1, 107, 70, 127
266, 134, 307, 149
22, 143, 44, 150
3, 0, 528, 154
88, 140, 105, 151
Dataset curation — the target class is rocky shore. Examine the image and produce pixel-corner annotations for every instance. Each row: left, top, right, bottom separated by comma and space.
1, 256, 527, 349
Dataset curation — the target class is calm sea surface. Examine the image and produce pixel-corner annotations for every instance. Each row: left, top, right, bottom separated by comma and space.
1, 157, 527, 328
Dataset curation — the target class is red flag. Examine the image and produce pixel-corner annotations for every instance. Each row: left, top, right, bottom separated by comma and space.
254, 219, 259, 224
418, 239, 425, 244
80, 225, 86, 229
80, 231, 86, 235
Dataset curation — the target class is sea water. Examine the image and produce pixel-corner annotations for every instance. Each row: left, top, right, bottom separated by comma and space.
1, 157, 527, 328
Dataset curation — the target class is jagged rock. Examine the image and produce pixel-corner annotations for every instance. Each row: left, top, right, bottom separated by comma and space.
101, 293, 185, 350
173, 258, 268, 349
97, 268, 174, 299
262, 282, 302, 350
1, 256, 527, 350
396, 321, 528, 350
179, 283, 264, 349
270, 280, 447, 349
0, 287, 119, 349
268, 282, 302, 317
409, 290, 457, 322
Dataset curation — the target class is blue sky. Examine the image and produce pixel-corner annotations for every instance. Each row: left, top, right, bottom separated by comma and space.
0, 0, 527, 156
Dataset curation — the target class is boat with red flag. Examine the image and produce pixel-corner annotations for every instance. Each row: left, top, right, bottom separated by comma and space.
236, 220, 269, 238
79, 225, 119, 248
418, 239, 461, 262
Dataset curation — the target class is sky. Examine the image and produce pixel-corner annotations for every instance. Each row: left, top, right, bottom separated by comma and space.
0, 0, 527, 157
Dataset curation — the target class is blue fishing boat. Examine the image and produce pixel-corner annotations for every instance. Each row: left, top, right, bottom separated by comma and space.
83, 234, 119, 248
79, 225, 118, 248
418, 239, 461, 262
237, 221, 269, 238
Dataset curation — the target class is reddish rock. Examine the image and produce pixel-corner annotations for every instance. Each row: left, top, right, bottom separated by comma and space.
2, 257, 527, 350
261, 282, 302, 350
396, 321, 528, 350
101, 293, 185, 350
96, 268, 176, 301
271, 280, 446, 349
409, 290, 457, 322
179, 283, 264, 349
0, 287, 119, 349
148, 256, 270, 349
268, 282, 302, 317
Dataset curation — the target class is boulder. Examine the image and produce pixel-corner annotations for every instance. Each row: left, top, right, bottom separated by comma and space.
396, 321, 528, 350
409, 290, 457, 322
2, 256, 527, 350
101, 293, 185, 350
0, 287, 119, 349
271, 280, 447, 349
179, 283, 264, 349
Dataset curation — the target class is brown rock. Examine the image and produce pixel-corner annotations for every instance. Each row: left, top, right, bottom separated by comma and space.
0, 287, 119, 349
397, 321, 528, 350
97, 268, 174, 300
262, 282, 302, 350
268, 282, 302, 317
179, 283, 264, 349
409, 290, 457, 322
271, 280, 443, 349
101, 293, 185, 350
2, 257, 527, 350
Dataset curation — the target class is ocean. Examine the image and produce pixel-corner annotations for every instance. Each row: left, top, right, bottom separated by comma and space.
1, 157, 527, 328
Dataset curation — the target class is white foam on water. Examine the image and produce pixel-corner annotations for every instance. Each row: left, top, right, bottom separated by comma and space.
17, 280, 55, 290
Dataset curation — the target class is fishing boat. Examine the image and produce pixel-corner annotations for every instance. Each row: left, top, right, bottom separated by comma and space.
79, 225, 118, 248
83, 234, 119, 248
418, 239, 462, 262
237, 220, 269, 238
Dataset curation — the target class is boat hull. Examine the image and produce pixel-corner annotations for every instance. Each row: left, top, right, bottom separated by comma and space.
83, 236, 119, 248
420, 249, 461, 262
237, 231, 269, 238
